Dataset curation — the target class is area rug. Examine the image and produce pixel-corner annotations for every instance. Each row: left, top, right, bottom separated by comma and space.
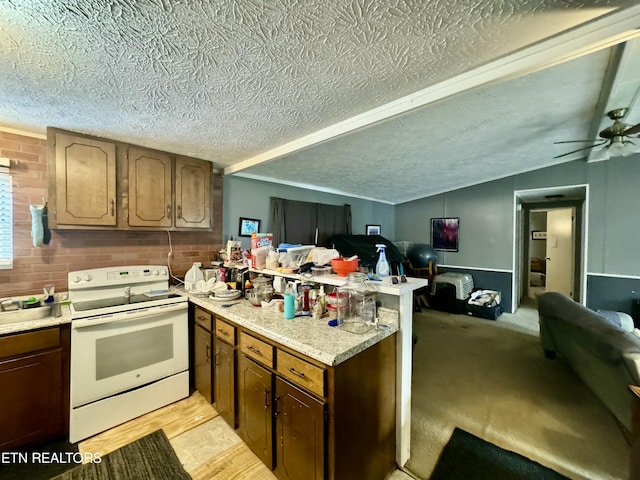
50, 430, 191, 480
430, 428, 569, 480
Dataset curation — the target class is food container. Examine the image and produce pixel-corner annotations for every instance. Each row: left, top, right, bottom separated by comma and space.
311, 265, 331, 276
336, 272, 377, 334
327, 291, 348, 309
246, 287, 274, 306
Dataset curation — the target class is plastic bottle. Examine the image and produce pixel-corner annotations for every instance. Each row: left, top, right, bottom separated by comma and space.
185, 262, 204, 291
375, 244, 390, 278
284, 282, 296, 319
318, 285, 326, 313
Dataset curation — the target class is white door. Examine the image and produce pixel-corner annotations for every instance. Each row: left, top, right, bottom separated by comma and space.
545, 208, 574, 296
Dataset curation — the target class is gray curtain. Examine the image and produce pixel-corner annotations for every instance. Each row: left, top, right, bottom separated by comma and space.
269, 197, 286, 246
269, 197, 352, 247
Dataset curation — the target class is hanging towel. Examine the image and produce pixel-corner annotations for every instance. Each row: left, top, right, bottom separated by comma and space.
30, 204, 45, 247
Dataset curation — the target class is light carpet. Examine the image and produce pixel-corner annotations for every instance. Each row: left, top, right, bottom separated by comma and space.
407, 308, 630, 480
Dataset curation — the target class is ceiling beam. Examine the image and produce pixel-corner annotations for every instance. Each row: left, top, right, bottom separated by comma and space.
225, 4, 640, 176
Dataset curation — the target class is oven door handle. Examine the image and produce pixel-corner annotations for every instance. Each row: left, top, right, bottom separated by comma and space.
72, 303, 187, 329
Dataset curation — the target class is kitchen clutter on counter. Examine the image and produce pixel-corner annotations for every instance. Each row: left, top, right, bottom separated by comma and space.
190, 232, 415, 333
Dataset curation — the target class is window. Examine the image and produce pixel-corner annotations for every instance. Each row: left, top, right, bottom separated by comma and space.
0, 161, 12, 269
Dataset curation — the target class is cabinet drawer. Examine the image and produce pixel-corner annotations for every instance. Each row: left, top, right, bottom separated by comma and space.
240, 332, 274, 368
277, 350, 325, 398
215, 318, 236, 345
194, 307, 213, 331
0, 327, 61, 359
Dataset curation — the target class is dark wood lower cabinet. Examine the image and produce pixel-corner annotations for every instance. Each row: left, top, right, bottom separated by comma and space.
194, 323, 213, 403
275, 377, 325, 480
238, 354, 274, 469
214, 339, 236, 427
194, 300, 397, 480
0, 325, 70, 451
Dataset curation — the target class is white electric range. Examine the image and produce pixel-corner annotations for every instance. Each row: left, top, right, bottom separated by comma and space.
68, 265, 189, 443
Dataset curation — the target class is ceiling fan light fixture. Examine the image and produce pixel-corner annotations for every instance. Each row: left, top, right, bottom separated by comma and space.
607, 136, 637, 158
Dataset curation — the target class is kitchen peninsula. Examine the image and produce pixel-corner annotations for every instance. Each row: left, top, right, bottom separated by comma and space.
186, 269, 428, 476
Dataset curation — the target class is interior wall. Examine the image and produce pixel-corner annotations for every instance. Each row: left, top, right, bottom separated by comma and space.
223, 175, 395, 250
395, 176, 514, 270
395, 153, 640, 313
1, 131, 223, 297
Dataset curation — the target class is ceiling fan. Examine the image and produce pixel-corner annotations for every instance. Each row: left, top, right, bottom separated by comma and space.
554, 108, 640, 159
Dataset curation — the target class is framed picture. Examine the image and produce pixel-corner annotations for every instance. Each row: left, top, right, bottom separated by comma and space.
238, 217, 260, 237
531, 231, 547, 240
431, 217, 459, 252
366, 224, 381, 236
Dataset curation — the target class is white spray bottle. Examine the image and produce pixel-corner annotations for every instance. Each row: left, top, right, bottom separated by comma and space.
375, 244, 390, 278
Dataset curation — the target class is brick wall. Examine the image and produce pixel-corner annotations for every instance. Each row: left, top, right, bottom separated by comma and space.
0, 131, 223, 298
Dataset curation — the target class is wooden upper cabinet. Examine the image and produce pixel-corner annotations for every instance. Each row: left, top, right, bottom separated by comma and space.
48, 128, 214, 231
128, 147, 172, 227
175, 156, 211, 229
54, 132, 117, 226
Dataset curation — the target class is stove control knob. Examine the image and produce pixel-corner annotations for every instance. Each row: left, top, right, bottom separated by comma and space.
71, 275, 82, 284
152, 269, 160, 276
159, 268, 167, 275
83, 274, 93, 282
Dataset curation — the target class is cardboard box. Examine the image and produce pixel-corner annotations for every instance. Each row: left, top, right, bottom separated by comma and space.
251, 233, 273, 249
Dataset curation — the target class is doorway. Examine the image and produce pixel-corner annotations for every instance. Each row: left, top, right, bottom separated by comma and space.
513, 185, 588, 313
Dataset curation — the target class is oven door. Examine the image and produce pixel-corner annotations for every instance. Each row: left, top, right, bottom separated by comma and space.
70, 303, 188, 408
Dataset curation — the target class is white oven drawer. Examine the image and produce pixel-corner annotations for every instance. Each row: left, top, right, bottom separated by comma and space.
70, 303, 188, 408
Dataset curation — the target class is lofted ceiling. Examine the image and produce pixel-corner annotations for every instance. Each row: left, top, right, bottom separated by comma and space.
1, 1, 640, 205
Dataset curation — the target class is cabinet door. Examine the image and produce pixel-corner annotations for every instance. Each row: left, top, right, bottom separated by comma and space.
54, 132, 116, 226
238, 354, 273, 469
175, 156, 211, 229
214, 340, 236, 428
194, 324, 213, 403
128, 147, 172, 227
275, 377, 325, 480
0, 350, 63, 450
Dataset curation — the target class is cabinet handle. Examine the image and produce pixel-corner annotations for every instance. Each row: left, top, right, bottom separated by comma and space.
177, 204, 182, 219
274, 394, 279, 417
248, 345, 261, 356
217, 329, 229, 337
264, 390, 270, 412
206, 344, 211, 361
167, 204, 171, 218
288, 367, 306, 379
213, 352, 219, 366
110, 199, 115, 216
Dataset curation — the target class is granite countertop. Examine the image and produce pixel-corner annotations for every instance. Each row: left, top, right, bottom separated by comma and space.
0, 304, 72, 336
185, 289, 399, 367
0, 289, 399, 368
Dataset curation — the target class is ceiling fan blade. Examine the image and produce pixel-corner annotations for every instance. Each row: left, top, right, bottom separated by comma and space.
553, 141, 608, 159
623, 123, 640, 136
553, 140, 601, 144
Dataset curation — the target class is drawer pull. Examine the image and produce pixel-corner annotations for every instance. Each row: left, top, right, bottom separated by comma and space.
217, 329, 229, 337
289, 367, 306, 379
248, 345, 261, 355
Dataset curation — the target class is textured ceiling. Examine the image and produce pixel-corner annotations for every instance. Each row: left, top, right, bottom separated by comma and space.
1, 1, 640, 204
